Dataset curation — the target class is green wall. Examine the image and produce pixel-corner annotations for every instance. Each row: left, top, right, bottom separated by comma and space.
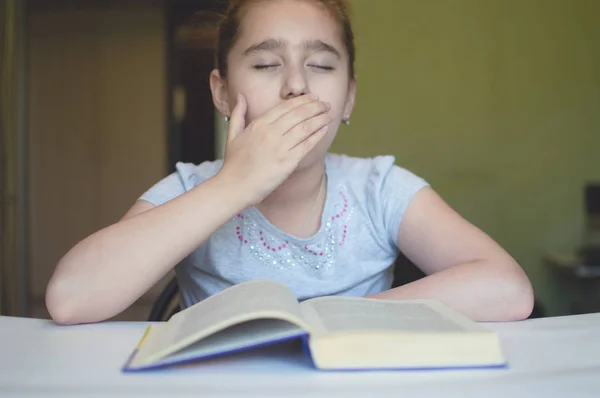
334, 0, 600, 315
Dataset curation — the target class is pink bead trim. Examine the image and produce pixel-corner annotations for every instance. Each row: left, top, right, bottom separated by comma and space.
235, 189, 350, 250
235, 223, 248, 243
256, 235, 289, 252
236, 214, 248, 243
331, 191, 349, 221
340, 224, 347, 245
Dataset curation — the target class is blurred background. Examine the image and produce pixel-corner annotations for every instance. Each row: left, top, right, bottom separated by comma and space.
1, 0, 599, 322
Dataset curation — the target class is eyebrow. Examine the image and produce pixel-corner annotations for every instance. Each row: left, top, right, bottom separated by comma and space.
243, 38, 283, 55
243, 38, 341, 59
304, 39, 341, 59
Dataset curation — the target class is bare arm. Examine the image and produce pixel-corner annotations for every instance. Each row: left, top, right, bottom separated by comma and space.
368, 187, 534, 322
45, 174, 247, 325
45, 93, 331, 325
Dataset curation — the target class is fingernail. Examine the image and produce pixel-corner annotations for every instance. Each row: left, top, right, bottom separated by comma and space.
324, 102, 331, 110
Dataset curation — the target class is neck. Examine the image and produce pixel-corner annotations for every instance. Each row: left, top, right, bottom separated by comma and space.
258, 161, 326, 212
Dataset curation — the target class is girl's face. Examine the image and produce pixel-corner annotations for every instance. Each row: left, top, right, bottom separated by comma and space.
211, 0, 356, 168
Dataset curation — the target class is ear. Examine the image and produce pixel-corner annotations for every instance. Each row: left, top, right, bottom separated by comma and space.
342, 75, 357, 122
209, 69, 231, 117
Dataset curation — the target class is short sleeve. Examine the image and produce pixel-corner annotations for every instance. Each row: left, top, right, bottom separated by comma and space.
139, 160, 223, 206
366, 156, 429, 248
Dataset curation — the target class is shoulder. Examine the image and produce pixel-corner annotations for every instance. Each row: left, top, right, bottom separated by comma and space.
173, 159, 224, 189
326, 153, 429, 248
139, 159, 223, 206
325, 153, 427, 194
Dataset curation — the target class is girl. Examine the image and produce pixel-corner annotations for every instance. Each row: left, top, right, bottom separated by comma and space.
46, 0, 534, 325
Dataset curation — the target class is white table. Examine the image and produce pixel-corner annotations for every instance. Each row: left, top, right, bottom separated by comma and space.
1, 313, 600, 397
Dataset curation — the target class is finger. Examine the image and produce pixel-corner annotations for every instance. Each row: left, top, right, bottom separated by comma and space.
291, 124, 329, 158
284, 112, 330, 150
276, 100, 330, 134
259, 93, 318, 124
227, 94, 247, 144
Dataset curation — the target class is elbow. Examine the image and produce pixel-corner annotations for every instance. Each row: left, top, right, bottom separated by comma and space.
517, 278, 535, 320
45, 271, 123, 325
471, 257, 535, 322
498, 266, 535, 321
45, 278, 81, 325
45, 273, 99, 325
507, 282, 534, 321
45, 252, 89, 325
47, 303, 80, 326
45, 249, 110, 325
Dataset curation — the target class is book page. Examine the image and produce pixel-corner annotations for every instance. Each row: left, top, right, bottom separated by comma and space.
302, 296, 483, 334
151, 319, 307, 369
148, 280, 311, 361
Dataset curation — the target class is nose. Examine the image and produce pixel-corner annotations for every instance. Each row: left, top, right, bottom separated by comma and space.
280, 66, 309, 99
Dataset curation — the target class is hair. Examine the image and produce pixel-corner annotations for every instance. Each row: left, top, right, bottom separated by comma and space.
216, 0, 355, 78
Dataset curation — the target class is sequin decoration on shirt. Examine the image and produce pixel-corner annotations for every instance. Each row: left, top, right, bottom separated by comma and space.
234, 185, 354, 273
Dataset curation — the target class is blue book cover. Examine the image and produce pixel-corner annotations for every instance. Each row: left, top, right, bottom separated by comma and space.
121, 280, 508, 372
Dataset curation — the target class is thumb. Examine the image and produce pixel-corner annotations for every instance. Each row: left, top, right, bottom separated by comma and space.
227, 94, 247, 144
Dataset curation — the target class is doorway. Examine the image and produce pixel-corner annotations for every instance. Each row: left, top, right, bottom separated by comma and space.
166, 0, 227, 169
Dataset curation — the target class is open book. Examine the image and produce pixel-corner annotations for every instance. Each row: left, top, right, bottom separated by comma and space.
122, 279, 507, 371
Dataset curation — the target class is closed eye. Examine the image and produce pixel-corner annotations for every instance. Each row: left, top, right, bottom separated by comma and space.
253, 64, 280, 70
308, 65, 335, 71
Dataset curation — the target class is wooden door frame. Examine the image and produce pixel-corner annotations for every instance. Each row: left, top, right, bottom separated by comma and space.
0, 0, 30, 317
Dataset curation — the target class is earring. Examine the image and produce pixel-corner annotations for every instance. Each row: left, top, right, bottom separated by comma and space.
342, 118, 350, 126
224, 116, 230, 122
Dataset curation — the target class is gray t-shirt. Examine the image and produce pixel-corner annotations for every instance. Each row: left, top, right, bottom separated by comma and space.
140, 153, 428, 309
